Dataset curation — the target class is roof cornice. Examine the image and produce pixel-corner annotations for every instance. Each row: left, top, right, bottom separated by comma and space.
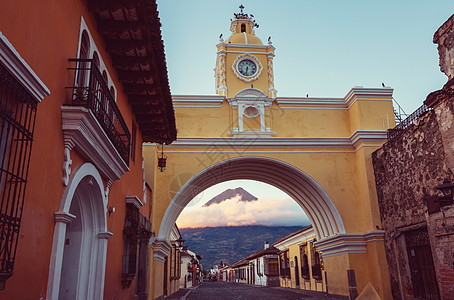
217, 42, 273, 50
276, 87, 393, 109
162, 130, 387, 149
172, 95, 225, 106
274, 228, 315, 249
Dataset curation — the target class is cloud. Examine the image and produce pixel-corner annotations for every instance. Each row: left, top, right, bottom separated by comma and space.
177, 196, 309, 228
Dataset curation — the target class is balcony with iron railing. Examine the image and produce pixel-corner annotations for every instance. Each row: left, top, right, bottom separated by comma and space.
387, 103, 433, 140
62, 59, 131, 185
67, 58, 130, 165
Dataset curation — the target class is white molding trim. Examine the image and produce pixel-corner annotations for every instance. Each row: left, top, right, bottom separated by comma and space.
162, 150, 369, 154
150, 238, 172, 263
158, 156, 346, 241
170, 224, 182, 241
125, 195, 144, 210
222, 50, 270, 55
171, 87, 392, 109
164, 130, 387, 149
276, 97, 346, 108
174, 105, 223, 108
172, 95, 225, 106
77, 18, 117, 101
47, 163, 108, 300
344, 87, 393, 107
234, 88, 270, 99
217, 43, 274, 50
314, 230, 385, 257
54, 212, 76, 224
274, 228, 315, 250
0, 32, 50, 102
228, 130, 276, 137
98, 231, 114, 239
276, 87, 393, 109
61, 106, 129, 184
350, 131, 387, 148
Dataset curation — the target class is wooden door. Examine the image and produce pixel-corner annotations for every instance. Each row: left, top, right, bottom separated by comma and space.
405, 228, 439, 299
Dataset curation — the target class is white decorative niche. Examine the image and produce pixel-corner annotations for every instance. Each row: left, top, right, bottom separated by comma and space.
227, 88, 275, 137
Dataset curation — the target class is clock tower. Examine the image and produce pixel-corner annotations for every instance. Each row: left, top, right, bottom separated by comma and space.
215, 5, 277, 136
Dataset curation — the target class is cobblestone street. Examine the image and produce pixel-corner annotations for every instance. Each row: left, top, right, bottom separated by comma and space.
168, 282, 348, 300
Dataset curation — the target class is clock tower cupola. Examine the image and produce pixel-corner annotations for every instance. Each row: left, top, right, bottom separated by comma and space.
215, 5, 277, 98
215, 5, 277, 137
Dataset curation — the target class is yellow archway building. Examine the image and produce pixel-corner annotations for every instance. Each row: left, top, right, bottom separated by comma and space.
144, 6, 393, 299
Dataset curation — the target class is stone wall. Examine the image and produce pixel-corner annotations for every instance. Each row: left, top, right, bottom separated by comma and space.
372, 83, 454, 299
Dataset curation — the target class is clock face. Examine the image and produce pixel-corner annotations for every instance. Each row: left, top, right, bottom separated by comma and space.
238, 59, 257, 77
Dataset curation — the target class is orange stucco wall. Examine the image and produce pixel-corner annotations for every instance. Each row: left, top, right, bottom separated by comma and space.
0, 0, 151, 299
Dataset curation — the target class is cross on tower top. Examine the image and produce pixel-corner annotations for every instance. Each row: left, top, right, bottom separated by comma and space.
239, 4, 244, 13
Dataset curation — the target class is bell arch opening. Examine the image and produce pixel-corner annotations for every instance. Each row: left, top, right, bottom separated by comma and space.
158, 156, 345, 241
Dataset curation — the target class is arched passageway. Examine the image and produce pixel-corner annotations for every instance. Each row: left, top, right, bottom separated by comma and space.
158, 156, 345, 241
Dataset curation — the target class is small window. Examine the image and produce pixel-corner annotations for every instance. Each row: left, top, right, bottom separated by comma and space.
0, 63, 38, 286
131, 122, 136, 163
301, 254, 310, 279
312, 251, 322, 280
109, 86, 115, 100
244, 106, 260, 118
241, 23, 246, 32
76, 30, 90, 88
93, 51, 100, 68
101, 70, 107, 82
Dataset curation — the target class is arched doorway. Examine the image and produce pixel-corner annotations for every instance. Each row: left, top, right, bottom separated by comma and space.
158, 156, 345, 241
46, 163, 110, 300
294, 256, 300, 289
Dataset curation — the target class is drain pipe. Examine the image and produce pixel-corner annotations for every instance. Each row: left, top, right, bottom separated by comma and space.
325, 271, 328, 294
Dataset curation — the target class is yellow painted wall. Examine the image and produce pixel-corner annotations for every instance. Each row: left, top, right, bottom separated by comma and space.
146, 147, 381, 236
150, 257, 164, 299
145, 12, 394, 299
174, 102, 232, 137
144, 91, 394, 297
348, 99, 396, 134
323, 255, 350, 296
277, 233, 328, 293
270, 105, 351, 137
223, 50, 269, 97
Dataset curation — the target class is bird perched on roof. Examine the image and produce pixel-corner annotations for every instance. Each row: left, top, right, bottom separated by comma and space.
219, 34, 223, 42
382, 82, 385, 87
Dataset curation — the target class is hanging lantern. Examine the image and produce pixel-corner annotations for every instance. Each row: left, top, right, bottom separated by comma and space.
158, 143, 166, 172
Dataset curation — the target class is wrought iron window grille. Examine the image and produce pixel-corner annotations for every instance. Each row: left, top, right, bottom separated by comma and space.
311, 264, 322, 280
122, 203, 152, 289
67, 58, 130, 165
0, 63, 38, 289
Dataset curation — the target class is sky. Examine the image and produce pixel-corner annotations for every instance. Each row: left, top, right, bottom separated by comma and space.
176, 180, 311, 228
157, 0, 453, 114
156, 1, 454, 228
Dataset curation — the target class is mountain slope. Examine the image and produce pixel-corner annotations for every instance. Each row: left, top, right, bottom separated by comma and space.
203, 187, 258, 207
180, 225, 306, 269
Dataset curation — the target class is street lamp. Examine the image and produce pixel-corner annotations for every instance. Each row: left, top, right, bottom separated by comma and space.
176, 238, 185, 248
158, 143, 166, 172
436, 178, 454, 205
